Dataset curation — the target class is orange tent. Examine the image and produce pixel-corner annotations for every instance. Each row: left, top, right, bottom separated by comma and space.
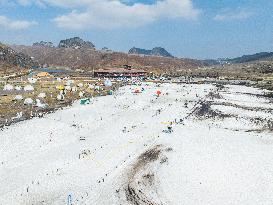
36, 72, 51, 78
156, 90, 161, 96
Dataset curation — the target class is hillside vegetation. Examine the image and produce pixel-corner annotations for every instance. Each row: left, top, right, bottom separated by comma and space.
0, 43, 37, 69
11, 45, 203, 73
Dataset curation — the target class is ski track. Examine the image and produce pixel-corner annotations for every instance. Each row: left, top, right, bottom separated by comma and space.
0, 82, 273, 205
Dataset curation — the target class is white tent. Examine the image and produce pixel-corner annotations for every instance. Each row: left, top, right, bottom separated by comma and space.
24, 98, 33, 105
77, 83, 84, 88
38, 93, 46, 98
72, 86, 77, 92
3, 84, 14, 91
66, 80, 74, 86
36, 99, 47, 108
28, 78, 37, 84
88, 84, 95, 89
79, 91, 85, 97
14, 95, 23, 101
104, 79, 112, 87
57, 94, 64, 101
65, 85, 72, 91
24, 85, 34, 91
15, 86, 22, 91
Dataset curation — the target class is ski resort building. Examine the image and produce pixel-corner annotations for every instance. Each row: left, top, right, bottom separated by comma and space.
94, 68, 147, 78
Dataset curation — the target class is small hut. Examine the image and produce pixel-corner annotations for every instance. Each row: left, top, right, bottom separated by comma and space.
36, 72, 51, 78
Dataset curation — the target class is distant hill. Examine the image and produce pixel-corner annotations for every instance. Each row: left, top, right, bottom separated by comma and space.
228, 52, 273, 63
33, 41, 54, 48
58, 37, 95, 49
129, 47, 173, 58
202, 59, 221, 66
11, 45, 203, 73
201, 52, 273, 66
0, 43, 37, 69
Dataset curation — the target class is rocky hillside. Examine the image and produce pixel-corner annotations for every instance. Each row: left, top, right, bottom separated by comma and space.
201, 52, 273, 66
129, 47, 173, 58
58, 37, 95, 49
228, 52, 273, 63
11, 45, 203, 73
0, 43, 37, 69
33, 41, 54, 48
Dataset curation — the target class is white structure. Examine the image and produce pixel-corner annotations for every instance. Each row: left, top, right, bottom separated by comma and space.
24, 98, 33, 105
104, 79, 112, 87
3, 84, 14, 91
57, 94, 64, 101
15, 86, 22, 91
79, 91, 85, 97
36, 99, 47, 108
66, 80, 74, 86
24, 85, 34, 91
72, 86, 77, 92
14, 95, 23, 101
77, 83, 84, 88
88, 84, 95, 89
65, 85, 72, 91
38, 93, 46, 98
28, 78, 38, 84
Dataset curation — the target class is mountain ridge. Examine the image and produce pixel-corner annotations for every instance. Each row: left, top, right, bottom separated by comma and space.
129, 47, 174, 58
227, 52, 273, 63
11, 44, 203, 72
58, 37, 95, 49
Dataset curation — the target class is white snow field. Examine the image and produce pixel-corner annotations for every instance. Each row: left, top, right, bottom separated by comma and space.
1, 82, 273, 205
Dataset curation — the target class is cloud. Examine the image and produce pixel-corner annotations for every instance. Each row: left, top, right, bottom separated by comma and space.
54, 0, 200, 29
17, 0, 31, 5
19, 0, 199, 29
16, 0, 46, 7
214, 9, 254, 21
0, 15, 38, 30
0, 0, 16, 7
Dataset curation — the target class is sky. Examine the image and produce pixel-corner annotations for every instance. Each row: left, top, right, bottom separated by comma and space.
0, 0, 272, 59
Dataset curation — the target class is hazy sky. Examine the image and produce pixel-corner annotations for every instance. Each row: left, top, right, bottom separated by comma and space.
0, 0, 272, 59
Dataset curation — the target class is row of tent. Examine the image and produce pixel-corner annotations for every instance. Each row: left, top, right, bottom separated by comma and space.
3, 84, 34, 91
3, 78, 113, 91
13, 96, 47, 108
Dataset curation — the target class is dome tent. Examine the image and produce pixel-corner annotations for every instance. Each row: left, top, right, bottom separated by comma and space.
3, 84, 14, 91
24, 85, 34, 91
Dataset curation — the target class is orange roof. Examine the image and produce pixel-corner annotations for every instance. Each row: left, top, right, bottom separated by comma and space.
36, 72, 51, 77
